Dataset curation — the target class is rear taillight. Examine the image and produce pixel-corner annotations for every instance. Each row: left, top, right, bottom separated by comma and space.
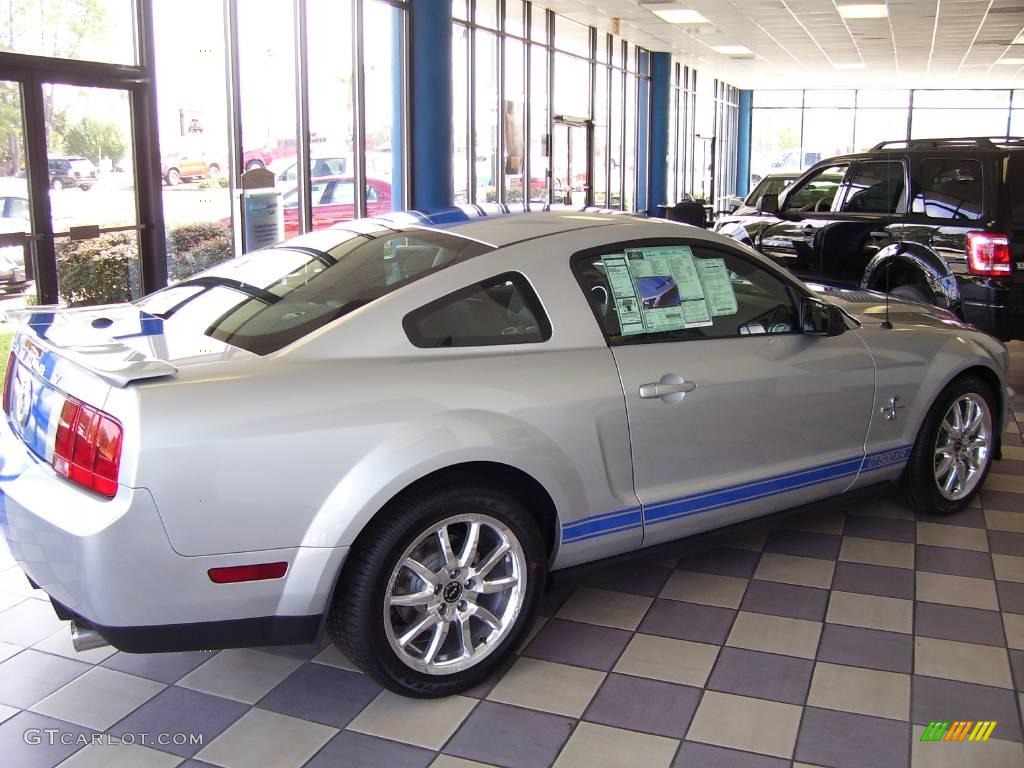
52, 397, 123, 498
966, 232, 1012, 277
2, 352, 13, 414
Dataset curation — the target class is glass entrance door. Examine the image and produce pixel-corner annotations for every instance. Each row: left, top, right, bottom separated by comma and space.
551, 120, 591, 207
0, 81, 33, 309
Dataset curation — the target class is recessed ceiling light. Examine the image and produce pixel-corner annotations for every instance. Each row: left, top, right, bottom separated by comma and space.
837, 4, 889, 19
997, 57, 1024, 65
834, 62, 866, 70
711, 44, 752, 55
650, 8, 709, 24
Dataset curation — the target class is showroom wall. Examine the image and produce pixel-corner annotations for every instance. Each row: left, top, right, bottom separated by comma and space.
750, 88, 1024, 184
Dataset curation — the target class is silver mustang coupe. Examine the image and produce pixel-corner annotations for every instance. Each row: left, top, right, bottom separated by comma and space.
0, 211, 1008, 697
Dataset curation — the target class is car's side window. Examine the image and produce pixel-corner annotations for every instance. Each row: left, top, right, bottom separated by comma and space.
839, 161, 906, 214
912, 158, 984, 221
573, 241, 799, 344
404, 272, 551, 348
782, 164, 849, 213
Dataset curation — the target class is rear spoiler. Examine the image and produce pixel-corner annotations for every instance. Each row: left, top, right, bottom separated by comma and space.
4, 305, 178, 388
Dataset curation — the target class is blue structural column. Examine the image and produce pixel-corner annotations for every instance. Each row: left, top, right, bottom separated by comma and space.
737, 90, 753, 197
409, 0, 454, 210
647, 52, 671, 217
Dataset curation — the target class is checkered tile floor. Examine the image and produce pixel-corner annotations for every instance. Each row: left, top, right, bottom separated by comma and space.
3, 357, 1024, 768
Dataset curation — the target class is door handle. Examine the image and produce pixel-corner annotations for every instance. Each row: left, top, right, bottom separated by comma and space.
639, 380, 697, 399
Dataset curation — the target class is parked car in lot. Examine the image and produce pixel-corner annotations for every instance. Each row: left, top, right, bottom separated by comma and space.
47, 156, 97, 191
270, 155, 349, 183
161, 149, 223, 186
282, 175, 391, 237
0, 177, 30, 290
0, 211, 1007, 697
717, 137, 1024, 342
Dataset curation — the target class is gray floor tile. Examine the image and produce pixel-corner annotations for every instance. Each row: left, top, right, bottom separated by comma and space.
677, 547, 761, 578
443, 700, 574, 768
537, 585, 575, 617
916, 545, 994, 579
831, 561, 915, 599
29, 666, 164, 731
673, 741, 790, 768
0, 649, 90, 708
196, 706, 336, 768
914, 602, 1007, 646
911, 675, 1023, 743
575, 562, 673, 597
1011, 649, 1024, 692
983, 490, 1024, 513
739, 579, 829, 621
583, 672, 701, 738
258, 662, 381, 728
553, 721, 678, 768
638, 598, 735, 645
101, 650, 214, 685
707, 647, 813, 705
522, 617, 631, 671
998, 580, 1024, 613
765, 529, 842, 560
990, 530, 1024, 557
47, 741, 182, 768
795, 707, 909, 768
254, 643, 324, 661
305, 730, 434, 768
0, 599, 63, 647
0, 710, 95, 768
844, 515, 915, 543
109, 685, 248, 758
816, 624, 913, 674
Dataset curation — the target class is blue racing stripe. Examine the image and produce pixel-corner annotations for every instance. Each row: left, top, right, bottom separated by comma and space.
561, 447, 912, 544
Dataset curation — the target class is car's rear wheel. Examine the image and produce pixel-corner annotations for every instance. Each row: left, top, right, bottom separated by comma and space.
165, 168, 181, 186
903, 374, 997, 515
328, 482, 546, 697
890, 283, 931, 304
208, 163, 221, 179
51, 178, 63, 190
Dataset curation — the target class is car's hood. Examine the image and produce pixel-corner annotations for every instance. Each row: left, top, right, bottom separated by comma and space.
813, 287, 972, 331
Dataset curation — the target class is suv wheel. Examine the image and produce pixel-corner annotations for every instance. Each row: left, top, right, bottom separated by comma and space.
903, 374, 996, 515
328, 482, 546, 697
51, 178, 63, 190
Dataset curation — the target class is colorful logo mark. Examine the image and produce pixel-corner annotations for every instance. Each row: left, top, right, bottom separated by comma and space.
920, 721, 997, 742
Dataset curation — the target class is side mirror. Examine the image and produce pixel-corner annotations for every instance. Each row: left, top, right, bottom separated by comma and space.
757, 193, 779, 216
801, 296, 846, 337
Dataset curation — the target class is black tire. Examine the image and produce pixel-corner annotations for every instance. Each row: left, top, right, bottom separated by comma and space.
903, 374, 997, 515
165, 168, 181, 186
328, 481, 547, 697
889, 283, 931, 304
245, 159, 265, 171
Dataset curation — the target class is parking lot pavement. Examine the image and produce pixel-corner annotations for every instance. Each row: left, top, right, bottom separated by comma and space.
0, 349, 1023, 767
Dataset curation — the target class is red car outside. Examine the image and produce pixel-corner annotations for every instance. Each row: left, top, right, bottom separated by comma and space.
282, 176, 392, 238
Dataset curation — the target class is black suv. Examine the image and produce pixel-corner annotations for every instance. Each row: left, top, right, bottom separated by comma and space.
47, 156, 97, 191
716, 137, 1024, 341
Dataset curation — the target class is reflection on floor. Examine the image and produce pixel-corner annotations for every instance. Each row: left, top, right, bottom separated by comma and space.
1, 350, 1024, 768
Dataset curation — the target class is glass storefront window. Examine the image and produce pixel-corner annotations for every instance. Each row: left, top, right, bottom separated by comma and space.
452, 24, 470, 204
362, 0, 404, 213
609, 69, 622, 208
505, 1, 525, 37
911, 109, 1009, 139
803, 108, 854, 161
623, 72, 636, 211
750, 108, 802, 183
858, 90, 909, 108
913, 90, 1010, 109
474, 0, 498, 29
529, 44, 548, 203
555, 14, 590, 57
1013, 110, 1024, 136
854, 109, 908, 151
154, 0, 232, 280
593, 65, 608, 206
504, 38, 526, 203
753, 90, 802, 108
0, 0, 136, 65
474, 31, 499, 203
553, 54, 589, 118
804, 90, 855, 108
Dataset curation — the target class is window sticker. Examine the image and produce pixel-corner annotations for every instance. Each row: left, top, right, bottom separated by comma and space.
694, 258, 738, 317
601, 246, 714, 335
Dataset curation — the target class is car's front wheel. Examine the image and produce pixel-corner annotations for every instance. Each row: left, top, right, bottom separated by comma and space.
904, 374, 997, 515
328, 482, 546, 697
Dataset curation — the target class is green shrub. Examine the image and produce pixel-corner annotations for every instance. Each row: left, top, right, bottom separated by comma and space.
197, 176, 229, 190
167, 221, 233, 282
56, 232, 140, 307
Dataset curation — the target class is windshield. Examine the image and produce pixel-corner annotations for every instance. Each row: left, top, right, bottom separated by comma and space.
135, 228, 492, 355
745, 176, 796, 205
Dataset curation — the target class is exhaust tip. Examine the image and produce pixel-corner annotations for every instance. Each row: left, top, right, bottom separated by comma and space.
70, 621, 109, 653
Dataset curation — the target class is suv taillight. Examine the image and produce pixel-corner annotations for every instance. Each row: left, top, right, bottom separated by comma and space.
2, 352, 13, 414
966, 232, 1012, 277
52, 397, 123, 498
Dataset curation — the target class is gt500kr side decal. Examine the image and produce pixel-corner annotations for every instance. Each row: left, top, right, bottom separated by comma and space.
561, 447, 912, 544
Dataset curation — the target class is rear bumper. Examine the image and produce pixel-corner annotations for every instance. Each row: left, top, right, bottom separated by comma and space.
959, 277, 1024, 341
0, 414, 346, 649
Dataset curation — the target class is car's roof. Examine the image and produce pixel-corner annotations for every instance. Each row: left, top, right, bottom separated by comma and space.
427, 210, 633, 247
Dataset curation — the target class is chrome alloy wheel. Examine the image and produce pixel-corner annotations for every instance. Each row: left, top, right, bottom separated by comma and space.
383, 514, 527, 675
934, 393, 992, 501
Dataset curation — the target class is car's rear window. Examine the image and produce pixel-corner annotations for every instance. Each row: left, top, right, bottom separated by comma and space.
135, 228, 492, 355
1008, 154, 1024, 225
